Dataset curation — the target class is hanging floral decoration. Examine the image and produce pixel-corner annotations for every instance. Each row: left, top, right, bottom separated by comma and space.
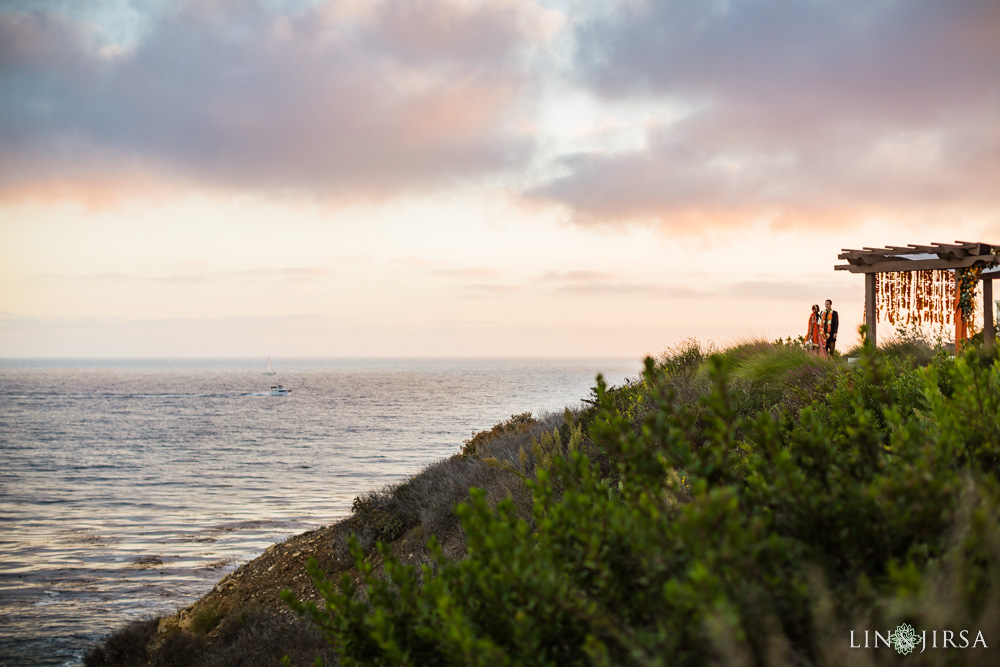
957, 252, 1000, 331
871, 270, 957, 327
956, 265, 984, 331
859, 250, 999, 337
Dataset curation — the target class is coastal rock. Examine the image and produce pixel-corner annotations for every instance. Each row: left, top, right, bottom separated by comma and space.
156, 616, 178, 636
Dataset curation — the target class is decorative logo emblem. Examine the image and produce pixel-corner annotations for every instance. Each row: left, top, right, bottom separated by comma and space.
889, 623, 921, 655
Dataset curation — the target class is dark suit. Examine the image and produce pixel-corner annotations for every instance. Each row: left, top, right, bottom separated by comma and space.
824, 309, 839, 353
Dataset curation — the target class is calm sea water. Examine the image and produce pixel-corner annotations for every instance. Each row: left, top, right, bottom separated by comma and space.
0, 357, 638, 666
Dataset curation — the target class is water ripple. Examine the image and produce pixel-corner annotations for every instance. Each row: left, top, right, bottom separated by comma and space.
0, 357, 637, 665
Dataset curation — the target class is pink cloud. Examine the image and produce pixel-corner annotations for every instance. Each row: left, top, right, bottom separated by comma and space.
0, 0, 555, 203
531, 0, 1000, 231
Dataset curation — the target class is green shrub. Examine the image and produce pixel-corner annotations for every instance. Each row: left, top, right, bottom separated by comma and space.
285, 341, 1000, 665
461, 412, 538, 459
190, 605, 224, 636
351, 489, 408, 544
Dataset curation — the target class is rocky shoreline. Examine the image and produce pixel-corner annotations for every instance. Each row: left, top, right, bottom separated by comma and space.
85, 519, 355, 665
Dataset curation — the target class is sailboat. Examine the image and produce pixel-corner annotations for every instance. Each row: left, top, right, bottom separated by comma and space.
264, 357, 277, 376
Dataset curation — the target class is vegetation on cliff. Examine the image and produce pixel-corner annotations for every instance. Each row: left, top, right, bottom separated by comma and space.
87, 333, 1000, 665
286, 334, 1000, 666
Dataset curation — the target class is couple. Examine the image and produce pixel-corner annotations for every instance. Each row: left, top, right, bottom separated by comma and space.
806, 299, 839, 355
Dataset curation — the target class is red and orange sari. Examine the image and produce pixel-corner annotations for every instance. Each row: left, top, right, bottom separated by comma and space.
806, 311, 825, 354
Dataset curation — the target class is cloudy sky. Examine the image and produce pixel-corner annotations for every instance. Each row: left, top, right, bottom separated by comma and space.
1, 0, 997, 357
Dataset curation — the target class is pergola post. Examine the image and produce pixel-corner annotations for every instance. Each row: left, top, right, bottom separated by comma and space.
984, 277, 995, 353
955, 270, 967, 352
865, 271, 877, 346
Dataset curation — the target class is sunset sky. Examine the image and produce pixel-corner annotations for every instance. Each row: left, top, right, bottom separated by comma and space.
1, 0, 998, 357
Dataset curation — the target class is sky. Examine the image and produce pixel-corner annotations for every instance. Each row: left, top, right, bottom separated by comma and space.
1, 0, 998, 357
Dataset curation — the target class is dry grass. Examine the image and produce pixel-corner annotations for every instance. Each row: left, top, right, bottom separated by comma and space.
85, 609, 337, 666
341, 411, 565, 561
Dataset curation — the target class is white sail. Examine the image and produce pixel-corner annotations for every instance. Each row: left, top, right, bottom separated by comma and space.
264, 357, 277, 375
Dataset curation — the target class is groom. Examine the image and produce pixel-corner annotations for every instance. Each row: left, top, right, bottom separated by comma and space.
822, 299, 839, 354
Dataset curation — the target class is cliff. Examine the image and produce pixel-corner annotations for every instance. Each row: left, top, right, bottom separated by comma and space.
87, 338, 1000, 665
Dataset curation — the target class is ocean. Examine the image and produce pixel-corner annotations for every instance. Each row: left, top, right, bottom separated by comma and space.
0, 357, 639, 666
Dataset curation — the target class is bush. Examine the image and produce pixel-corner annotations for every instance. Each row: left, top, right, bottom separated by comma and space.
206, 608, 334, 667
189, 605, 224, 636
285, 341, 1000, 665
83, 618, 159, 667
461, 412, 538, 459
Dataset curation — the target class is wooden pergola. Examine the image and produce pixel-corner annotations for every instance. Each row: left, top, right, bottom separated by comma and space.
835, 241, 1000, 351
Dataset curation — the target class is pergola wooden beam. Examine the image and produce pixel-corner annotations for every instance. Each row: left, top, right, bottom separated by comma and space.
835, 254, 987, 273
837, 241, 984, 270
833, 241, 1000, 351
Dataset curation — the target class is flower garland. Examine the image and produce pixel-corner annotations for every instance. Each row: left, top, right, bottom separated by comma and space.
866, 252, 1000, 337
957, 265, 983, 330
874, 270, 956, 326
